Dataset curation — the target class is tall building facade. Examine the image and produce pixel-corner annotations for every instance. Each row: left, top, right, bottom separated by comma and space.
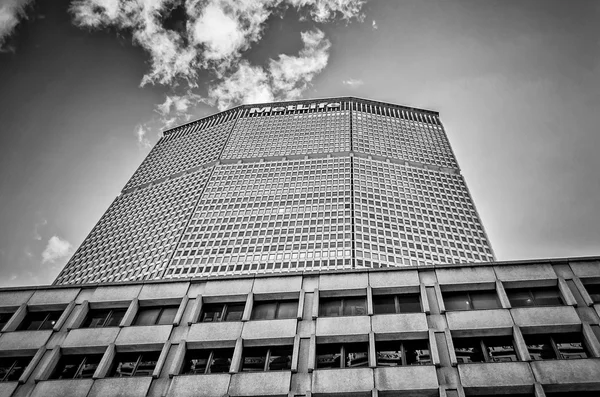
54, 97, 494, 285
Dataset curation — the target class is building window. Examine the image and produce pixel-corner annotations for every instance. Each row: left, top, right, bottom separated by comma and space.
443, 290, 500, 311
110, 352, 160, 377
241, 346, 292, 371
0, 357, 31, 382
584, 283, 600, 303
50, 354, 103, 379
133, 306, 179, 326
373, 294, 421, 314
0, 313, 14, 330
453, 336, 518, 363
200, 303, 244, 322
83, 308, 127, 328
251, 300, 297, 320
319, 297, 367, 317
524, 333, 589, 360
376, 340, 431, 366
317, 342, 369, 369
17, 311, 63, 331
506, 287, 564, 307
182, 348, 233, 374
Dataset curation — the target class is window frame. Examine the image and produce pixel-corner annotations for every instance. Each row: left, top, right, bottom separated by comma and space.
0, 356, 31, 382
506, 287, 565, 308
83, 308, 127, 328
0, 312, 14, 331
524, 333, 589, 361
109, 351, 161, 377
372, 293, 422, 315
251, 300, 298, 321
181, 348, 233, 375
452, 335, 519, 363
199, 302, 245, 323
17, 310, 63, 331
443, 290, 501, 311
133, 305, 179, 326
375, 339, 432, 366
318, 296, 367, 317
316, 342, 369, 369
50, 354, 103, 380
583, 283, 600, 303
241, 346, 293, 372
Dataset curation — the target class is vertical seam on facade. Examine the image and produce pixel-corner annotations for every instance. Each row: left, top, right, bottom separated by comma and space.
349, 101, 356, 269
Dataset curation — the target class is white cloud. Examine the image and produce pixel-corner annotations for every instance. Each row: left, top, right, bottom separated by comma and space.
42, 236, 73, 264
342, 78, 364, 88
33, 219, 47, 240
372, 19, 377, 30
135, 124, 152, 149
0, 0, 34, 51
70, 0, 367, 120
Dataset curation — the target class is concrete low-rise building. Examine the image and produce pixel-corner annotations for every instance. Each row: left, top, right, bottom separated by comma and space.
1, 257, 600, 397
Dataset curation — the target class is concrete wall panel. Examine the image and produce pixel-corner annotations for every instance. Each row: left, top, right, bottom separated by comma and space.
0, 290, 33, 308
319, 273, 368, 291
312, 368, 374, 394
446, 309, 513, 334
374, 366, 438, 391
242, 319, 297, 341
28, 289, 80, 307
436, 267, 496, 285
138, 282, 189, 302
203, 279, 253, 296
531, 359, 600, 387
87, 377, 152, 397
188, 322, 243, 343
253, 276, 302, 294
228, 371, 291, 396
512, 306, 580, 331
371, 313, 428, 336
62, 327, 119, 349
90, 285, 141, 304
571, 261, 600, 278
0, 330, 52, 353
369, 270, 420, 289
494, 264, 556, 282
316, 316, 370, 337
115, 325, 172, 348
458, 362, 535, 390
0, 382, 19, 397
30, 379, 94, 397
167, 374, 230, 397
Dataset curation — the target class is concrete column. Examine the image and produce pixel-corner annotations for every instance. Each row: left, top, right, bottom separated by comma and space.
153, 341, 171, 378
573, 277, 594, 306
291, 335, 300, 373
312, 289, 320, 320
53, 301, 75, 332
242, 293, 253, 322
121, 298, 139, 327
4, 303, 27, 332
496, 280, 511, 309
512, 325, 531, 362
188, 294, 203, 325
368, 332, 376, 368
94, 343, 116, 379
19, 346, 46, 384
367, 286, 373, 316
35, 346, 60, 382
173, 296, 189, 326
68, 300, 89, 330
297, 290, 305, 320
420, 284, 430, 314
230, 338, 243, 373
558, 277, 577, 306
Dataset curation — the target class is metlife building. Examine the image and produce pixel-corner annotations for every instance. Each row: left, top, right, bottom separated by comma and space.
54, 97, 495, 285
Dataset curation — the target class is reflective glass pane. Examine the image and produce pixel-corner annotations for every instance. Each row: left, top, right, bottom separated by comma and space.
443, 292, 471, 311
183, 350, 210, 374
554, 334, 588, 359
507, 290, 535, 308
319, 298, 342, 317
267, 347, 292, 370
345, 343, 369, 368
209, 349, 233, 373
343, 297, 367, 316
242, 347, 268, 371
134, 308, 160, 326
376, 341, 402, 366
19, 312, 48, 331
470, 291, 501, 310
84, 310, 110, 328
453, 338, 485, 363
404, 340, 431, 365
252, 302, 276, 320
105, 309, 126, 327
0, 357, 29, 382
373, 295, 396, 315
524, 335, 557, 360
135, 353, 159, 377
224, 303, 244, 321
51, 355, 84, 379
485, 337, 518, 362
156, 307, 178, 325
398, 294, 421, 313
316, 344, 342, 369
533, 289, 564, 306
78, 356, 101, 378
276, 301, 298, 319
201, 304, 224, 322
112, 353, 140, 377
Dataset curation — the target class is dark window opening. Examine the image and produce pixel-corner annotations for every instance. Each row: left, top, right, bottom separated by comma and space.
18, 311, 63, 331
373, 294, 421, 314
83, 308, 127, 328
443, 290, 500, 311
133, 306, 179, 326
316, 342, 369, 369
506, 287, 564, 307
584, 283, 600, 303
0, 357, 31, 382
241, 346, 292, 371
182, 348, 233, 374
50, 354, 103, 379
453, 336, 518, 363
0, 313, 14, 331
376, 340, 431, 366
110, 352, 160, 377
319, 297, 367, 317
252, 300, 297, 320
200, 303, 244, 322
524, 333, 588, 360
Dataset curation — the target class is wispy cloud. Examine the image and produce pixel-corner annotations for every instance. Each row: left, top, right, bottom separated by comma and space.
41, 236, 73, 264
342, 78, 364, 88
135, 124, 152, 149
0, 0, 34, 51
33, 219, 47, 240
69, 0, 367, 131
372, 19, 378, 30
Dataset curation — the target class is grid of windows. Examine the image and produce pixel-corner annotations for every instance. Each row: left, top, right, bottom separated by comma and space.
353, 158, 493, 268
352, 109, 458, 169
165, 158, 353, 278
55, 168, 211, 284
123, 119, 235, 190
221, 110, 350, 159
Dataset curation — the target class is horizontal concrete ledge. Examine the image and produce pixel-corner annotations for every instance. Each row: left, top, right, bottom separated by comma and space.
458, 362, 535, 394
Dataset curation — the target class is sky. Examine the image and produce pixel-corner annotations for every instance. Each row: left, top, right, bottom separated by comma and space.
0, 0, 599, 287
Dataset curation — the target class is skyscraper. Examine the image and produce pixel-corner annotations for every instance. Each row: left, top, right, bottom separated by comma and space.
54, 97, 494, 285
